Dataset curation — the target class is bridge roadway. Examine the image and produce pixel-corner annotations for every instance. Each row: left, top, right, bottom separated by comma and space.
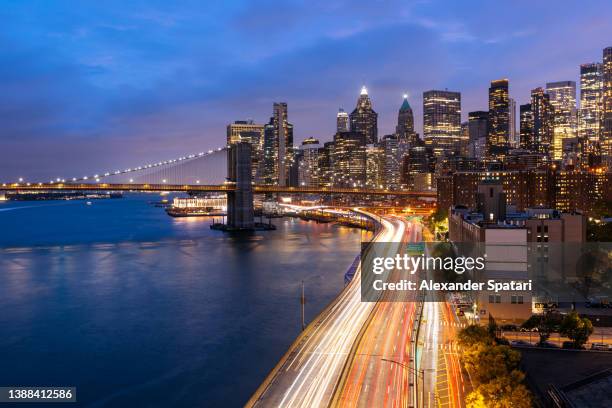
0, 182, 436, 198
246, 211, 406, 408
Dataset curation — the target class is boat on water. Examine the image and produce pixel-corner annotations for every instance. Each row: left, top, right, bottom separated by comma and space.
165, 195, 227, 217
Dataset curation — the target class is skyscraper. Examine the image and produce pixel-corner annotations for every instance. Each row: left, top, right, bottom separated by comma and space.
350, 86, 378, 145
531, 87, 554, 156
579, 63, 603, 154
487, 79, 510, 157
365, 144, 384, 189
509, 97, 517, 148
336, 108, 349, 133
262, 103, 294, 186
332, 131, 366, 187
226, 120, 265, 181
546, 81, 577, 160
519, 104, 534, 150
423, 90, 462, 157
381, 134, 400, 189
396, 94, 416, 144
602, 47, 612, 168
468, 111, 488, 159
298, 137, 320, 187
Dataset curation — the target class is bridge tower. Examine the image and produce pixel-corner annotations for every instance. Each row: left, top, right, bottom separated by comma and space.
226, 142, 254, 229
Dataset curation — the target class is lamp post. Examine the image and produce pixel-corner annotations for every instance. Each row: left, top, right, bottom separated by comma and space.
381, 358, 425, 407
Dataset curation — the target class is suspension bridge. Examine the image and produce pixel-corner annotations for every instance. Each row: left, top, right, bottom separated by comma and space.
1, 144, 436, 229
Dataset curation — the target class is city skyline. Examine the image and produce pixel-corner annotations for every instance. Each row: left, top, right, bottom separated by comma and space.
2, 1, 612, 180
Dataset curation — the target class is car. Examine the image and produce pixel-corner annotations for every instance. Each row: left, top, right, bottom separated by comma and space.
562, 341, 583, 349
591, 343, 611, 351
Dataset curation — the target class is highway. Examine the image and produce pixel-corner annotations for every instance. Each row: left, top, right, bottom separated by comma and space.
246, 211, 406, 408
336, 217, 422, 407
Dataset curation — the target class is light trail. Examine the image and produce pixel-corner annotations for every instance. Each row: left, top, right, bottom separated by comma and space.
247, 211, 405, 408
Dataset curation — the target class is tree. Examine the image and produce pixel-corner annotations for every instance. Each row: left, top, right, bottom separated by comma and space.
560, 311, 594, 349
458, 325, 493, 348
466, 370, 533, 408
521, 312, 562, 345
462, 344, 521, 386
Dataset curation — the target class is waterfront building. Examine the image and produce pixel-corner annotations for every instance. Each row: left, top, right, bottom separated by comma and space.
227, 120, 265, 181
350, 86, 378, 145
262, 103, 294, 186
519, 104, 534, 150
317, 141, 334, 187
488, 79, 510, 157
603, 47, 612, 169
298, 138, 320, 187
531, 87, 554, 157
336, 108, 349, 133
468, 111, 488, 160
579, 63, 603, 155
423, 89, 462, 157
546, 81, 577, 161
332, 131, 366, 187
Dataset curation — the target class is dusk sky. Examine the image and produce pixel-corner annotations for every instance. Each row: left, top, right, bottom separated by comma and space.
2, 0, 611, 180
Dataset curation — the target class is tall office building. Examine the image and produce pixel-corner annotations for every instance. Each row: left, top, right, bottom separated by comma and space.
519, 104, 534, 150
298, 138, 320, 187
509, 98, 518, 148
396, 94, 417, 144
350, 86, 378, 145
546, 81, 577, 160
603, 47, 612, 168
423, 90, 462, 157
531, 87, 554, 156
332, 131, 366, 187
381, 134, 401, 189
336, 108, 350, 133
487, 79, 510, 157
365, 144, 384, 189
317, 142, 334, 187
262, 103, 294, 186
226, 120, 265, 181
579, 63, 603, 154
468, 111, 488, 159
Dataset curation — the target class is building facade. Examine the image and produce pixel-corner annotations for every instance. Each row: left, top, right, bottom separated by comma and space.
423, 90, 462, 157
350, 86, 378, 145
488, 79, 510, 157
579, 63, 603, 155
546, 81, 577, 161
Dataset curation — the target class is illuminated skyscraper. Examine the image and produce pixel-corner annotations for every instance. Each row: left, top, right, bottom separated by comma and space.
487, 79, 510, 157
226, 120, 265, 181
381, 134, 400, 189
468, 111, 488, 159
262, 103, 294, 186
298, 138, 320, 187
531, 87, 554, 156
602, 47, 612, 168
546, 81, 577, 160
350, 86, 378, 145
579, 63, 603, 154
332, 131, 366, 187
519, 104, 534, 150
509, 97, 518, 148
336, 108, 349, 133
365, 144, 384, 189
396, 94, 417, 144
423, 89, 462, 157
